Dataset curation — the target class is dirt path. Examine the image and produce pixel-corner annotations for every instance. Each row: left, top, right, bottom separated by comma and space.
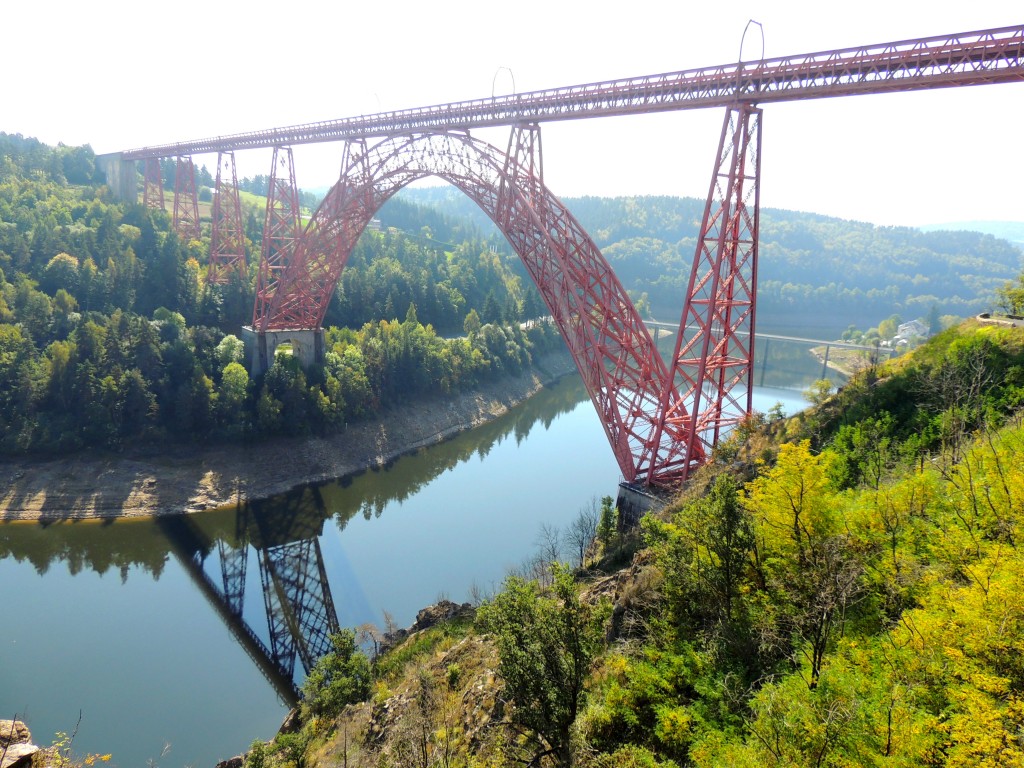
0, 351, 576, 523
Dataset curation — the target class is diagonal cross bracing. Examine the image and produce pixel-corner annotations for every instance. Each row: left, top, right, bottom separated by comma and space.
172, 155, 201, 241
208, 151, 247, 285
256, 131, 690, 483
651, 104, 761, 484
116, 24, 1024, 486
258, 536, 340, 677
143, 158, 165, 210
253, 147, 301, 328
122, 25, 1023, 160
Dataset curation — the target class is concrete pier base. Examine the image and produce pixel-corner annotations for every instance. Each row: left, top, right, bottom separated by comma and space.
616, 481, 666, 530
241, 326, 325, 375
95, 153, 137, 203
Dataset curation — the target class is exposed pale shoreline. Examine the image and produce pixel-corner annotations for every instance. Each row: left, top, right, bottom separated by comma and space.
0, 350, 576, 524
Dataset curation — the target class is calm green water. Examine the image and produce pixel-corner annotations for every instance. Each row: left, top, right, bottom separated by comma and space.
0, 375, 807, 768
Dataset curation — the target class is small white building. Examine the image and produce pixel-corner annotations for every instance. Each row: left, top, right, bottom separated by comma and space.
895, 319, 929, 343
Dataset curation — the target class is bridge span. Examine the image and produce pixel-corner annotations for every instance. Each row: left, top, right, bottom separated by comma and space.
118, 25, 1023, 158
97, 24, 1024, 487
645, 321, 898, 386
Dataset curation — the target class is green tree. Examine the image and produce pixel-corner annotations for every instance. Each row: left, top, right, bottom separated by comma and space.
118, 368, 157, 438
14, 278, 53, 342
996, 274, 1024, 315
482, 290, 503, 324
141, 230, 184, 314
523, 287, 545, 322
215, 334, 246, 368
463, 307, 482, 337
877, 314, 902, 340
0, 324, 38, 450
654, 474, 752, 634
745, 441, 862, 689
803, 378, 833, 408
77, 256, 100, 312
256, 388, 284, 434
217, 361, 250, 434
301, 629, 372, 719
41, 252, 79, 295
597, 495, 618, 552
479, 564, 609, 767
52, 289, 78, 335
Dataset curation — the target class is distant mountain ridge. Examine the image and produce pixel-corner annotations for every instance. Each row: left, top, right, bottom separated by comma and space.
919, 221, 1024, 247
392, 188, 1024, 336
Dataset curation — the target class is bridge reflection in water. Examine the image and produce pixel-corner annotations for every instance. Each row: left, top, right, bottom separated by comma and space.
146, 372, 607, 706
158, 489, 341, 704
154, 331, 840, 704
104, 373, 595, 705
0, 367, 818, 753
2, 374, 814, 765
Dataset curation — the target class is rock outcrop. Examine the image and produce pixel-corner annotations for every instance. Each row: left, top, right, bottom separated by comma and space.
379, 599, 475, 655
0, 720, 39, 768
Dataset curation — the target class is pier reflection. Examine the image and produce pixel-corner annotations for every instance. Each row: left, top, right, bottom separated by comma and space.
0, 375, 592, 707
157, 487, 340, 703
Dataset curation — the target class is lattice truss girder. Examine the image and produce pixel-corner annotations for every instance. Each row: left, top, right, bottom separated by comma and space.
261, 140, 375, 329
253, 147, 301, 326
173, 155, 201, 241
218, 502, 251, 618
257, 129, 695, 483
208, 151, 247, 285
486, 128, 700, 484
143, 157, 166, 210
258, 536, 340, 678
218, 541, 248, 617
122, 26, 1023, 160
652, 104, 762, 484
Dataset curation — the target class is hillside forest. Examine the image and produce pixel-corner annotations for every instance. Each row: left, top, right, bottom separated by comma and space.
0, 133, 559, 456
255, 321, 1024, 768
6, 133, 1024, 768
2, 131, 1022, 458
2, 132, 1021, 459
401, 188, 1024, 337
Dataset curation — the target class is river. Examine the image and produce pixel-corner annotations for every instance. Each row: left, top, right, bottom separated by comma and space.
0, 375, 808, 767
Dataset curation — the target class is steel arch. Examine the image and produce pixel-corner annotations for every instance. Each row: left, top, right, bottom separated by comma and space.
256, 130, 703, 484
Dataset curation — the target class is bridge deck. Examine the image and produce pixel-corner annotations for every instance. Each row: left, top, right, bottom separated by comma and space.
122, 25, 1024, 160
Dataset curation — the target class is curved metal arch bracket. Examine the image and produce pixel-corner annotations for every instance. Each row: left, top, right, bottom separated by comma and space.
256, 130, 702, 484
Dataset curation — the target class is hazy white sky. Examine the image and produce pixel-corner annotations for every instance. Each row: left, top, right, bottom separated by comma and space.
5, 0, 1022, 227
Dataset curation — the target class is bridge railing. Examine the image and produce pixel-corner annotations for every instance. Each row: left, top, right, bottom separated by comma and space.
120, 24, 1023, 160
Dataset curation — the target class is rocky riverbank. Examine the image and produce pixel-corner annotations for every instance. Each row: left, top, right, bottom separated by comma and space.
0, 350, 576, 523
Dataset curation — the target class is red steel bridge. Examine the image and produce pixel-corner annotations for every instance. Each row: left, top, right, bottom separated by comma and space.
112, 24, 1024, 488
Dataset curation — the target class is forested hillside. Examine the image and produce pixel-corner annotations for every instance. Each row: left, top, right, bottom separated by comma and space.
921, 220, 1024, 247
0, 133, 558, 456
10, 132, 1024, 768
399, 187, 1024, 335
259, 317, 1024, 768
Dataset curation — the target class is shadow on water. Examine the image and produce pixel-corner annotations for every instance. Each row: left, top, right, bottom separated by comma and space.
0, 351, 818, 708
324, 373, 588, 525
0, 375, 593, 703
0, 353, 818, 765
155, 489, 341, 705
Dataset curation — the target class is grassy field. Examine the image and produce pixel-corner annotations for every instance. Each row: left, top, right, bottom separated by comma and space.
137, 186, 313, 226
